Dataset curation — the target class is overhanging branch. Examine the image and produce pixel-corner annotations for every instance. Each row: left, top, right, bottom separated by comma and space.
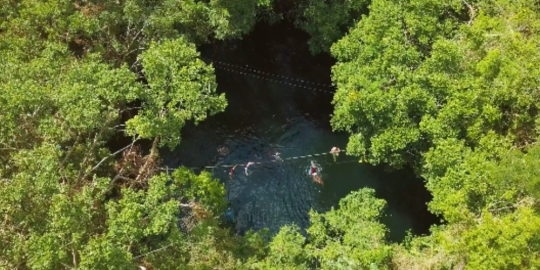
84, 136, 140, 178
133, 244, 173, 259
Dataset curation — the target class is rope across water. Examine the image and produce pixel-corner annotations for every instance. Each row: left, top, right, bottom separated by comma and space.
201, 58, 336, 94
160, 150, 353, 171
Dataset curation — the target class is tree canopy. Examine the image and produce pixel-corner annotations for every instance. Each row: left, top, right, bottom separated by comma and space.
250, 188, 391, 270
329, 0, 540, 268
0, 0, 269, 268
2, 0, 540, 268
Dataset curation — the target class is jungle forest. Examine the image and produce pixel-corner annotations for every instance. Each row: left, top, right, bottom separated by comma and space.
1, 0, 540, 269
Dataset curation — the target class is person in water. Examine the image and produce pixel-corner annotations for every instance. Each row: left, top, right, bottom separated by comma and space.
245, 162, 255, 176
229, 164, 238, 178
310, 161, 317, 175
273, 152, 283, 162
330, 147, 341, 162
310, 160, 323, 185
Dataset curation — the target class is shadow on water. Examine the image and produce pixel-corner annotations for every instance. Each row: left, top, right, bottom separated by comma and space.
163, 21, 439, 242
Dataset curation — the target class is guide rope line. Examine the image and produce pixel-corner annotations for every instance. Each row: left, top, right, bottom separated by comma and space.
160, 149, 348, 172
200, 58, 336, 94
217, 66, 335, 94
206, 58, 334, 88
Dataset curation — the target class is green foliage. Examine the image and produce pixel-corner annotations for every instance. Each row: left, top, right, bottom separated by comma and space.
0, 152, 246, 269
0, 0, 273, 67
252, 188, 391, 269
3, 0, 540, 268
208, 0, 274, 40
250, 225, 309, 270
0, 0, 268, 268
332, 0, 540, 168
330, 0, 540, 267
426, 140, 540, 221
423, 133, 512, 222
78, 237, 134, 270
453, 204, 540, 269
127, 38, 227, 148
296, 0, 370, 54
307, 188, 391, 269
390, 229, 459, 270
330, 0, 464, 167
391, 144, 540, 269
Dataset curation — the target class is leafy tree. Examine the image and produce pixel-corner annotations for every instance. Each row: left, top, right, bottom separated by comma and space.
4, 0, 540, 268
0, 146, 251, 269
392, 143, 540, 269
330, 0, 465, 168
0, 0, 274, 68
295, 0, 370, 54
306, 188, 391, 269
329, 0, 540, 268
0, 0, 266, 268
331, 0, 540, 169
390, 230, 459, 269
127, 37, 227, 149
451, 204, 540, 269
249, 225, 309, 270
0, 41, 142, 178
252, 188, 391, 269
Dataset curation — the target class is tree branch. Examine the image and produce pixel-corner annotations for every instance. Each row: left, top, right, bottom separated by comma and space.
84, 137, 139, 178
60, 262, 73, 269
113, 175, 139, 189
72, 248, 78, 267
463, 0, 476, 25
490, 205, 517, 213
133, 244, 173, 259
179, 202, 194, 208
135, 136, 159, 183
120, 107, 143, 113
61, 133, 82, 167
124, 21, 147, 60
77, 132, 101, 180
0, 148, 19, 151
103, 168, 131, 193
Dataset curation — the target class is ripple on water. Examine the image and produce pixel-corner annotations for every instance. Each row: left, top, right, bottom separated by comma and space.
165, 28, 439, 240
218, 118, 327, 234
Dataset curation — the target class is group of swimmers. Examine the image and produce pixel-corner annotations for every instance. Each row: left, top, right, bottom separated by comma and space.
228, 147, 340, 185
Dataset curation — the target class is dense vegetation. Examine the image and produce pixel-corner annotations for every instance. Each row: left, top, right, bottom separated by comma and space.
1, 0, 539, 269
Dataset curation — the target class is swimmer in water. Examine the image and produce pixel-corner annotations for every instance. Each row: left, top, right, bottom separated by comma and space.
229, 164, 238, 178
273, 152, 283, 162
330, 147, 341, 162
310, 160, 323, 185
310, 161, 317, 175
245, 162, 255, 176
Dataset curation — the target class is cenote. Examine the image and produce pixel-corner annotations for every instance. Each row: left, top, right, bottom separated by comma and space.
163, 21, 439, 242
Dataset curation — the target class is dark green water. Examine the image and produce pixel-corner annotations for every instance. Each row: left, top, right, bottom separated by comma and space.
164, 21, 438, 242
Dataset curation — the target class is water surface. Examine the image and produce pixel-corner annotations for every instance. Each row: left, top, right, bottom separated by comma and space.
164, 21, 438, 241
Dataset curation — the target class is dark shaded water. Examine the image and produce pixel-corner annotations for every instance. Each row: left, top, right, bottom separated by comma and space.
164, 21, 438, 241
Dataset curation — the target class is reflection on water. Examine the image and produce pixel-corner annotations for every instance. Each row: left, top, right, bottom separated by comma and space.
163, 21, 438, 242
217, 120, 332, 234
